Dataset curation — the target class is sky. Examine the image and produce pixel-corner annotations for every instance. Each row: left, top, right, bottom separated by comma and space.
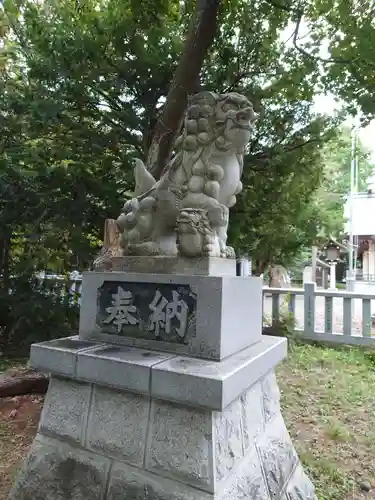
279, 18, 375, 163
282, 19, 375, 164
312, 94, 375, 162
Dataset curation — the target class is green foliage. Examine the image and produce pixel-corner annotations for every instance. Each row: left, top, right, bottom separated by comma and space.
230, 117, 336, 272
1, 0, 374, 352
263, 305, 301, 347
203, 0, 340, 272
287, 0, 375, 121
0, 276, 79, 357
0, 0, 339, 277
0, 0, 186, 277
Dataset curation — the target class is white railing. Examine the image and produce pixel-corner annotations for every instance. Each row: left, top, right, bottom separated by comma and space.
355, 270, 375, 282
34, 276, 83, 305
263, 282, 375, 346
35, 276, 375, 346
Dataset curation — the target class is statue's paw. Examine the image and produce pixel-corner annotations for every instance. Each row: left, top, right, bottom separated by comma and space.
202, 235, 221, 257
126, 241, 161, 256
217, 204, 229, 224
208, 203, 228, 227
203, 245, 220, 258
222, 246, 236, 259
203, 243, 214, 257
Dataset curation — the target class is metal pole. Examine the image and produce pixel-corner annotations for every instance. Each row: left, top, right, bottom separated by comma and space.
353, 153, 359, 275
355, 152, 359, 193
349, 127, 355, 282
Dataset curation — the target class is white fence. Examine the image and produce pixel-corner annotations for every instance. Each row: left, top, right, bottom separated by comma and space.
34, 276, 83, 305
263, 282, 375, 346
37, 276, 375, 347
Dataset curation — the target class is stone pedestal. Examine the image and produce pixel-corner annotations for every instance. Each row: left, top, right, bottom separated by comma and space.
10, 266, 317, 500
107, 255, 237, 276
78, 271, 263, 361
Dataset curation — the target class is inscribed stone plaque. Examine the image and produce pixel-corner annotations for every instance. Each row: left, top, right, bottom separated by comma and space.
97, 281, 197, 344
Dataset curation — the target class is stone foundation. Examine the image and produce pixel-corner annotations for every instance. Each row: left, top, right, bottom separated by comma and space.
78, 271, 263, 361
10, 341, 316, 500
107, 255, 237, 276
10, 268, 317, 500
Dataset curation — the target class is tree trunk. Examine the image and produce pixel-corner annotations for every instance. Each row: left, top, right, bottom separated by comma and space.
255, 259, 269, 276
147, 0, 222, 180
0, 231, 11, 292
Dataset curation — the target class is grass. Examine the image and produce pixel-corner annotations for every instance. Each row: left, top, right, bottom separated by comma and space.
277, 343, 375, 500
0, 345, 374, 499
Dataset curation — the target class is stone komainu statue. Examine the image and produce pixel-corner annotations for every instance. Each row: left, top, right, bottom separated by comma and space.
95, 91, 255, 267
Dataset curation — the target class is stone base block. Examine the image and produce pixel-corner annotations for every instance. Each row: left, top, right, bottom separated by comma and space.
107, 255, 237, 276
30, 335, 287, 410
10, 359, 317, 499
79, 271, 263, 361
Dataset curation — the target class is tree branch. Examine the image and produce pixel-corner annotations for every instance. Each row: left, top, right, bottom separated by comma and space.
249, 136, 324, 166
147, 0, 222, 180
223, 71, 249, 93
292, 11, 352, 65
265, 0, 354, 65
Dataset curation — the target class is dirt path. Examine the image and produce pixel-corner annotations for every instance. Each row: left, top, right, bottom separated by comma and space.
0, 395, 43, 499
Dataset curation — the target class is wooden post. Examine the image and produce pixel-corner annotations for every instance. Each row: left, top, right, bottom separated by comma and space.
329, 262, 337, 290
343, 297, 352, 336
311, 246, 317, 284
324, 296, 333, 333
103, 219, 122, 248
304, 282, 315, 337
288, 293, 296, 316
362, 299, 372, 336
93, 219, 123, 270
272, 293, 280, 327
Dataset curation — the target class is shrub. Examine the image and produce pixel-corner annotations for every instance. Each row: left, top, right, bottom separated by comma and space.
0, 276, 79, 357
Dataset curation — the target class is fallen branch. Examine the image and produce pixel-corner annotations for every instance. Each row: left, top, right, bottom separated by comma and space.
0, 368, 49, 398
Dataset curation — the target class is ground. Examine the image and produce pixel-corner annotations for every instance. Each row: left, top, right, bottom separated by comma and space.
0, 345, 374, 500
0, 358, 43, 499
278, 343, 375, 500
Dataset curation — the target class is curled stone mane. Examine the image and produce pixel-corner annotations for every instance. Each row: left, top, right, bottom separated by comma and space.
170, 91, 254, 182
175, 92, 246, 153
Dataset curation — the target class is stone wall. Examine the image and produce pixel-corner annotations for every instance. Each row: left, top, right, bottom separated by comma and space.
10, 371, 317, 500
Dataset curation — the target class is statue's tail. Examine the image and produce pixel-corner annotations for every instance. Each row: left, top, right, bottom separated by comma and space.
134, 159, 157, 196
